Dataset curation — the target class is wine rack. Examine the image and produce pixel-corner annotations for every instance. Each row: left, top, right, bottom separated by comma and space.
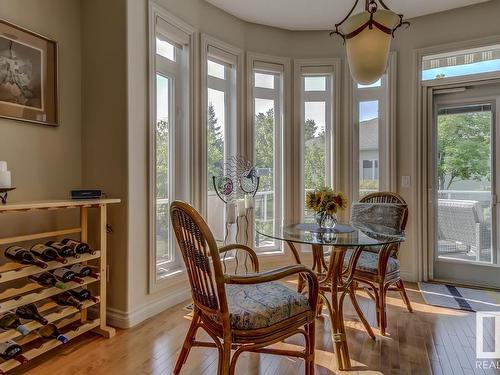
0, 199, 119, 373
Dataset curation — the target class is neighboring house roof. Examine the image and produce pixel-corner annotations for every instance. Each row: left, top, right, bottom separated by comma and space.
360, 118, 378, 150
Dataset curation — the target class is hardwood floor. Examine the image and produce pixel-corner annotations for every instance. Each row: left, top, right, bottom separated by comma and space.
13, 282, 500, 375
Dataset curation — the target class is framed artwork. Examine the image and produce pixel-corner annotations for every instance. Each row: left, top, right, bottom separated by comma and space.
0, 19, 58, 126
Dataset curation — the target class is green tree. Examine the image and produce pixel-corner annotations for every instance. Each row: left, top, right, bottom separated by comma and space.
156, 119, 169, 241
303, 119, 325, 189
438, 112, 491, 190
156, 119, 169, 199
255, 109, 275, 192
207, 103, 224, 191
304, 119, 317, 141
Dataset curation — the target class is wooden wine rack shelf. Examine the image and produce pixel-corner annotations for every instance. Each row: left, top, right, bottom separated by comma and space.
0, 198, 119, 373
0, 276, 98, 314
0, 251, 101, 282
0, 318, 100, 373
0, 299, 98, 342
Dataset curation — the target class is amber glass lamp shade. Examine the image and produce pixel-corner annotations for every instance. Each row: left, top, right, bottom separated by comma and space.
342, 9, 400, 85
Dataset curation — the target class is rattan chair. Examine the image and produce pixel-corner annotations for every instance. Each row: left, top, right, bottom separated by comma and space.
170, 201, 319, 375
349, 192, 413, 335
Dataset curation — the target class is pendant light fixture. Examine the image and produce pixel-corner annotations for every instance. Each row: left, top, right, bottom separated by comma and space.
330, 0, 409, 85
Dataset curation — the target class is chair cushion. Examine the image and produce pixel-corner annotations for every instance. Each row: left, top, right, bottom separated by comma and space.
344, 249, 400, 274
225, 282, 310, 330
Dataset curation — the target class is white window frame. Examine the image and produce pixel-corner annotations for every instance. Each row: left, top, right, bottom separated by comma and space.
414, 35, 500, 282
201, 35, 244, 231
294, 59, 341, 222
348, 52, 397, 201
421, 43, 500, 85
148, 2, 196, 292
247, 53, 290, 254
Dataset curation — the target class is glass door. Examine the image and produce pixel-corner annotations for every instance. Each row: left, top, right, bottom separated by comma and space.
431, 84, 500, 287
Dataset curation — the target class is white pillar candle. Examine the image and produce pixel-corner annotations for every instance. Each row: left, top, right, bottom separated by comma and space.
0, 171, 11, 188
244, 194, 254, 209
226, 203, 236, 224
237, 199, 246, 217
0, 161, 7, 172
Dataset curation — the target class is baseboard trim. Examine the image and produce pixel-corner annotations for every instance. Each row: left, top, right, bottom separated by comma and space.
400, 270, 417, 282
107, 286, 191, 329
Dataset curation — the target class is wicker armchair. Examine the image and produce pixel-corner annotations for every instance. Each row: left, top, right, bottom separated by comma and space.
437, 199, 491, 260
347, 192, 413, 335
170, 201, 319, 375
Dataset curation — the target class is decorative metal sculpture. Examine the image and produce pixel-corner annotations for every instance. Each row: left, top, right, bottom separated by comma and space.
212, 156, 259, 204
212, 156, 260, 274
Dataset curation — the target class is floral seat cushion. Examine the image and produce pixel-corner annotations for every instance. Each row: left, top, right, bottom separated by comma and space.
225, 282, 310, 330
343, 248, 400, 274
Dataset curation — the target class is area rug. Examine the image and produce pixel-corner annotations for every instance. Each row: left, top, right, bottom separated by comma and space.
418, 282, 500, 312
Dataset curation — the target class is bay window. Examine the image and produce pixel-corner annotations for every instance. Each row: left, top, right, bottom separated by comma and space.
296, 62, 338, 221
250, 58, 286, 251
203, 37, 243, 241
149, 8, 194, 285
351, 54, 396, 200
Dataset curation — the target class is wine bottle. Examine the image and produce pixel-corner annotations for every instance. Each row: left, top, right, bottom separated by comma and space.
0, 312, 29, 335
38, 324, 68, 344
69, 264, 99, 279
52, 268, 84, 284
4, 246, 48, 269
0, 340, 28, 364
30, 244, 67, 264
69, 287, 99, 303
45, 241, 80, 259
61, 238, 94, 255
29, 272, 67, 290
52, 293, 83, 310
16, 304, 48, 326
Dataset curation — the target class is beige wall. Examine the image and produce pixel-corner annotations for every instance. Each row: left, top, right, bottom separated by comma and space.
81, 0, 129, 314
0, 0, 82, 201
0, 0, 82, 238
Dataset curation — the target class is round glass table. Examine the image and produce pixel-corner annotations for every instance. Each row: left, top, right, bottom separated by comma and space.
257, 222, 405, 370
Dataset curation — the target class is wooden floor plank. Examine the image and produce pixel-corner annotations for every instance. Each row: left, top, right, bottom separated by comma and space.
10, 282, 497, 375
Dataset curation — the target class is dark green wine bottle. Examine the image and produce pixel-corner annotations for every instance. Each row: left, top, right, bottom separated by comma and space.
0, 312, 29, 335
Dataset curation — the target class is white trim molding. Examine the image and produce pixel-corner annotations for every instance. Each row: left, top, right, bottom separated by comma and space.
148, 1, 198, 293
293, 58, 342, 224
107, 286, 191, 329
246, 52, 291, 253
414, 34, 500, 283
200, 34, 245, 220
346, 52, 397, 203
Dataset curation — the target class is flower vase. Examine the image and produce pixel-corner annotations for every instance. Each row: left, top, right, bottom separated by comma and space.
315, 211, 338, 230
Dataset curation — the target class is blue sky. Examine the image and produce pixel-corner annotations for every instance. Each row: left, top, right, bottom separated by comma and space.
422, 59, 500, 80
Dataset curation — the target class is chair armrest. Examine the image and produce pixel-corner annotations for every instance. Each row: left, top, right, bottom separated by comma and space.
225, 265, 319, 309
219, 244, 259, 273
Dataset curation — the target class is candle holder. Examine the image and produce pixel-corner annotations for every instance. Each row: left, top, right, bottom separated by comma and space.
0, 187, 16, 204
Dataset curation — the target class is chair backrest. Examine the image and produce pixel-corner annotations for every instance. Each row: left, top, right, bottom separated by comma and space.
437, 199, 481, 244
360, 192, 408, 231
170, 201, 228, 316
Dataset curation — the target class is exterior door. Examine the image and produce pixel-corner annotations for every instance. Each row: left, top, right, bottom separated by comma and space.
431, 82, 500, 288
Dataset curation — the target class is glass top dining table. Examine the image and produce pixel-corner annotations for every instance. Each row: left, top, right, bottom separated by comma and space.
257, 221, 405, 248
257, 221, 405, 370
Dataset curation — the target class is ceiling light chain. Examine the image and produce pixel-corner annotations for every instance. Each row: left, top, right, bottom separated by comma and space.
330, 0, 409, 43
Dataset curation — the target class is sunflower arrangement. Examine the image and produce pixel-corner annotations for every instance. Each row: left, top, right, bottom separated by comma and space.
305, 187, 348, 216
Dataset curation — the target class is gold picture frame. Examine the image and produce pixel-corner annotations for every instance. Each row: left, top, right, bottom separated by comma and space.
0, 18, 58, 126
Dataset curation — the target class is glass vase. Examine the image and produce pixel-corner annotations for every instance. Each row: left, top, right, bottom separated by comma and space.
315, 211, 337, 230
